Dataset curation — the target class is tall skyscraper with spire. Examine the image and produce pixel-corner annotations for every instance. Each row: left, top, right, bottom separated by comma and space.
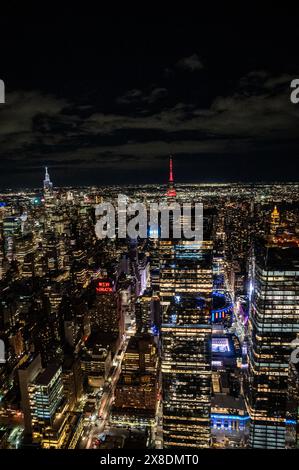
43, 166, 53, 193
270, 205, 280, 235
166, 155, 177, 198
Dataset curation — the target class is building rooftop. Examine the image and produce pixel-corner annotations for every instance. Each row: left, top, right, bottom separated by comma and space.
34, 364, 60, 386
212, 394, 247, 412
256, 237, 299, 270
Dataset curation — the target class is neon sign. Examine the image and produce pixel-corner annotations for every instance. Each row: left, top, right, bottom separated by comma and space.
96, 281, 113, 294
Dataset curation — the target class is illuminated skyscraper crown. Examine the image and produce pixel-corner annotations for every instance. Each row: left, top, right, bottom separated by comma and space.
166, 155, 177, 198
43, 166, 53, 191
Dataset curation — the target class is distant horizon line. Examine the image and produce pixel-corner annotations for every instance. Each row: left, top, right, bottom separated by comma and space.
1, 180, 299, 192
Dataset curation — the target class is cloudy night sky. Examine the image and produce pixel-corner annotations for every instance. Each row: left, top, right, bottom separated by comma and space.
0, 13, 299, 188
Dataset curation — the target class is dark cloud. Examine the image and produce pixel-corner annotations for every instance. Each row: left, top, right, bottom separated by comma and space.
176, 54, 204, 71
116, 87, 168, 105
0, 15, 298, 187
116, 89, 144, 104
0, 71, 298, 187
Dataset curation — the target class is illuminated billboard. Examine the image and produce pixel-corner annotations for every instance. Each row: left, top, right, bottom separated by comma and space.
96, 280, 113, 294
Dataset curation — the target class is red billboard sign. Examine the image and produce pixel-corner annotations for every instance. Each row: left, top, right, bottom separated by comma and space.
96, 280, 113, 294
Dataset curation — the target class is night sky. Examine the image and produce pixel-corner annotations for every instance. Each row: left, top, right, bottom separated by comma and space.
0, 12, 299, 188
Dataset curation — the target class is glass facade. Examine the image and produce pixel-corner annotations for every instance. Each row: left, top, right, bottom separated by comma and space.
246, 240, 299, 448
161, 239, 213, 448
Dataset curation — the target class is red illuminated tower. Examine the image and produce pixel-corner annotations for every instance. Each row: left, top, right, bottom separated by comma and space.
166, 155, 177, 197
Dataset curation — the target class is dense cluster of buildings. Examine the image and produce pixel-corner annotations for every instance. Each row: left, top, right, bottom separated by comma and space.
0, 162, 298, 449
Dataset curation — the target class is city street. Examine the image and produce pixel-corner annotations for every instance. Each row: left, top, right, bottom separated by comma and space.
83, 335, 130, 449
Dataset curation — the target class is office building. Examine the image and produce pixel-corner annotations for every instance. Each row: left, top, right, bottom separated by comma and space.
246, 237, 299, 448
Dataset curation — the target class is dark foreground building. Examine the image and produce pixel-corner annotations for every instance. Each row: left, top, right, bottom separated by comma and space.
162, 293, 212, 448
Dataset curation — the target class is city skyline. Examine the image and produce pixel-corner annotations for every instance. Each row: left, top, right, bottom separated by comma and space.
1, 163, 299, 191
0, 11, 299, 459
0, 158, 299, 451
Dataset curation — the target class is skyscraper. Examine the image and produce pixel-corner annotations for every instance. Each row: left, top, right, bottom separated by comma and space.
43, 166, 53, 193
166, 155, 177, 198
162, 294, 212, 448
93, 278, 124, 351
270, 205, 280, 235
28, 363, 66, 447
18, 354, 43, 436
246, 237, 299, 448
43, 166, 55, 214
111, 333, 158, 429
160, 217, 214, 447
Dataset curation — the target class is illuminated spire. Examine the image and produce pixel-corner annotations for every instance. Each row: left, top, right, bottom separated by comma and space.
45, 166, 49, 180
43, 166, 53, 191
270, 205, 280, 235
272, 205, 279, 217
169, 155, 174, 183
166, 155, 177, 197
